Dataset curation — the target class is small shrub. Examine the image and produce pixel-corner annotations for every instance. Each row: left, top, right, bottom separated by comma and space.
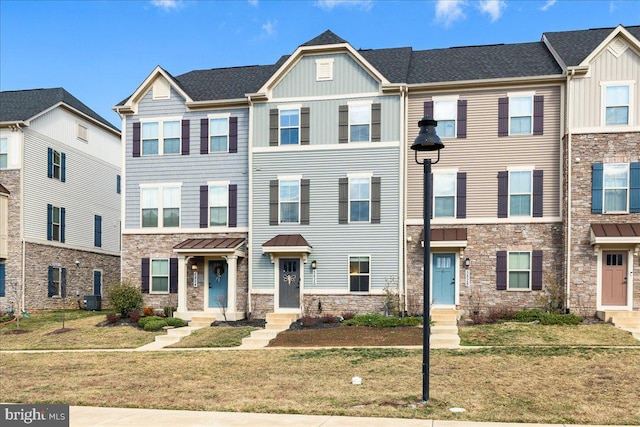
143, 307, 155, 317
341, 312, 356, 321
321, 315, 339, 324
0, 313, 15, 323
165, 317, 185, 327
163, 306, 176, 318
107, 282, 143, 317
106, 313, 119, 324
143, 319, 167, 331
487, 306, 517, 323
539, 313, 583, 325
512, 309, 545, 323
300, 316, 321, 327
343, 313, 422, 327
128, 311, 141, 323
138, 316, 163, 328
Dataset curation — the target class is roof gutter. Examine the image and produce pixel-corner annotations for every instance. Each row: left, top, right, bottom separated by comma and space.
0, 121, 27, 129
185, 98, 250, 110
406, 74, 564, 92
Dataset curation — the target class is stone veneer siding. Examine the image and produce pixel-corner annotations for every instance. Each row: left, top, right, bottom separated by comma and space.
0, 170, 22, 312
122, 232, 248, 313
568, 132, 640, 313
406, 222, 563, 318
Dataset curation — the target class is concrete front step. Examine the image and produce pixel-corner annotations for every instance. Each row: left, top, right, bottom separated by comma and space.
189, 315, 217, 327
430, 309, 459, 326
430, 334, 461, 349
598, 310, 640, 342
431, 325, 459, 335
429, 309, 460, 348
239, 313, 299, 348
135, 326, 202, 351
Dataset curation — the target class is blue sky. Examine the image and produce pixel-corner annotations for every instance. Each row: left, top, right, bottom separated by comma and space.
1, 0, 638, 128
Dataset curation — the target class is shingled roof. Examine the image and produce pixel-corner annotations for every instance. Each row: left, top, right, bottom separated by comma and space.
543, 25, 640, 67
301, 30, 348, 46
0, 88, 119, 132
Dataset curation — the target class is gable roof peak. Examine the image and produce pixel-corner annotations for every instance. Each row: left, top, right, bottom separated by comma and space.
301, 30, 349, 47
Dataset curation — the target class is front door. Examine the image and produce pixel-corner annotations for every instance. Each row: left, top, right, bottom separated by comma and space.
433, 253, 455, 305
279, 258, 300, 309
93, 270, 102, 296
208, 260, 228, 308
602, 251, 627, 306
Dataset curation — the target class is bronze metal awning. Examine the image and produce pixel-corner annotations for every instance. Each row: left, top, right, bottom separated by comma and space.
590, 223, 640, 250
173, 237, 245, 256
262, 234, 312, 262
421, 228, 468, 248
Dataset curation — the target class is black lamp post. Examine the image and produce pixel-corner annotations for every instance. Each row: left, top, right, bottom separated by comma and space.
411, 116, 444, 403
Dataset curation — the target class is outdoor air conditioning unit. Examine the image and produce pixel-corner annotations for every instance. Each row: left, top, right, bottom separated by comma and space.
84, 295, 102, 311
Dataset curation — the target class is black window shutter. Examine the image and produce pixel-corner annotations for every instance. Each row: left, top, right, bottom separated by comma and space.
533, 95, 544, 135
228, 184, 237, 227
533, 170, 544, 217
94, 215, 102, 247
457, 100, 467, 138
47, 147, 53, 178
338, 178, 348, 224
456, 172, 467, 219
132, 122, 141, 157
338, 106, 349, 144
532, 250, 543, 291
200, 118, 209, 154
371, 103, 381, 142
371, 176, 381, 223
117, 175, 121, 194
47, 204, 53, 241
497, 171, 508, 218
592, 163, 603, 214
629, 162, 640, 213
229, 117, 238, 153
496, 251, 507, 290
301, 179, 310, 225
141, 258, 150, 294
60, 152, 66, 182
498, 98, 509, 137
423, 101, 434, 118
300, 107, 310, 145
47, 266, 54, 297
269, 180, 279, 225
60, 207, 65, 243
169, 258, 178, 294
181, 119, 190, 155
200, 185, 208, 228
269, 109, 279, 146
61, 268, 67, 298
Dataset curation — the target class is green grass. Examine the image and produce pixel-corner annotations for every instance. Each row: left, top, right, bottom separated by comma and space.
167, 326, 256, 348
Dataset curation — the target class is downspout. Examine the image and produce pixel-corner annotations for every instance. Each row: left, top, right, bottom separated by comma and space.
16, 123, 26, 312
565, 69, 574, 313
118, 112, 126, 283
400, 85, 409, 314
247, 95, 254, 319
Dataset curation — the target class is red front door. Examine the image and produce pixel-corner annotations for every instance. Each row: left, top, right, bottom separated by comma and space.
602, 251, 627, 306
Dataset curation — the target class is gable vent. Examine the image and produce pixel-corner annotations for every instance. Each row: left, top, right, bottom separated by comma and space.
608, 38, 628, 58
316, 59, 334, 81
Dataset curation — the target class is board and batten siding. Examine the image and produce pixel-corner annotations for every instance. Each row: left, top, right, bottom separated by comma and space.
272, 53, 380, 99
22, 129, 121, 253
251, 145, 400, 291
570, 42, 640, 129
406, 85, 561, 220
252, 96, 400, 148
124, 88, 249, 229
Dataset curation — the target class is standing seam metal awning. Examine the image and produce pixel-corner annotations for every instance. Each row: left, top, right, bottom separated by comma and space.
173, 237, 246, 256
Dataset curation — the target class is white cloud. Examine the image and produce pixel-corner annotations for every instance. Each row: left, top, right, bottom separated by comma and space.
541, 0, 557, 11
150, 0, 180, 11
248, 0, 259, 6
261, 19, 277, 38
435, 0, 467, 27
315, 0, 373, 11
478, 0, 506, 22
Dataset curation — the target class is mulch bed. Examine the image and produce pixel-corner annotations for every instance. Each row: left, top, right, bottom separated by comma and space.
3, 329, 30, 335
269, 326, 423, 347
45, 328, 75, 335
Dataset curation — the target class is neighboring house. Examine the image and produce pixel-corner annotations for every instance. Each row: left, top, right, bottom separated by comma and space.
404, 42, 565, 315
543, 25, 640, 314
0, 88, 121, 311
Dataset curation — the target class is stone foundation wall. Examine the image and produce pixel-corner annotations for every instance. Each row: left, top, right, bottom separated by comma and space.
122, 232, 248, 312
250, 294, 273, 319
406, 222, 563, 318
302, 294, 387, 317
0, 170, 22, 313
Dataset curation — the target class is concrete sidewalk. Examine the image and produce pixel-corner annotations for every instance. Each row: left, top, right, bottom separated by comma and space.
69, 406, 634, 427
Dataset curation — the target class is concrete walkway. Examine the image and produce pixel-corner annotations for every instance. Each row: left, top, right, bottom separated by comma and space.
68, 406, 633, 427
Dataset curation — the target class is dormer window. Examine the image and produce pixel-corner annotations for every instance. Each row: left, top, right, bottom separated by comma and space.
316, 59, 334, 81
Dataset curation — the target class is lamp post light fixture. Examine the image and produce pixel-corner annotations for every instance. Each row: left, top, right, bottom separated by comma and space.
411, 116, 445, 403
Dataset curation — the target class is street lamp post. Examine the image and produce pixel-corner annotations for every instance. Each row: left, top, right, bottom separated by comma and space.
410, 116, 444, 403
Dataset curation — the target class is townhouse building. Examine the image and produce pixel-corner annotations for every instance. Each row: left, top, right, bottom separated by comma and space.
0, 88, 121, 311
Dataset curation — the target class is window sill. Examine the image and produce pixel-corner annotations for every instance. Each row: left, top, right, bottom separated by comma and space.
506, 288, 531, 292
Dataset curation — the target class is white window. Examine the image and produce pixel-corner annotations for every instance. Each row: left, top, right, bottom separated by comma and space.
603, 163, 629, 213
349, 256, 370, 292
509, 170, 532, 216
349, 104, 371, 142
509, 96, 533, 135
0, 138, 7, 169
77, 124, 88, 142
209, 184, 228, 227
151, 259, 169, 293
434, 173, 456, 217
279, 109, 300, 145
50, 266, 63, 297
349, 176, 370, 222
140, 184, 181, 228
279, 179, 300, 223
605, 85, 630, 125
209, 117, 228, 152
52, 150, 62, 180
508, 252, 531, 290
316, 58, 334, 81
141, 120, 181, 155
51, 206, 61, 241
434, 100, 456, 138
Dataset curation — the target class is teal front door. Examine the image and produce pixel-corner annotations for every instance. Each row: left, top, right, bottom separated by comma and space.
433, 253, 455, 305
208, 260, 228, 308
